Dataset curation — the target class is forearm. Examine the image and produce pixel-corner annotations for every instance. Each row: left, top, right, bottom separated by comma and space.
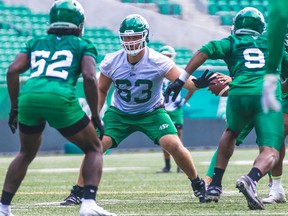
83, 78, 99, 117
7, 72, 19, 109
185, 51, 208, 75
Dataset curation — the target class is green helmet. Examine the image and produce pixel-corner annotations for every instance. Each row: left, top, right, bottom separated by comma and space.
232, 7, 266, 35
159, 45, 176, 60
49, 0, 85, 30
119, 14, 149, 56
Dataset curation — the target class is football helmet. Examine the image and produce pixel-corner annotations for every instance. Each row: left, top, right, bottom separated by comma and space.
231, 7, 266, 35
49, 0, 85, 31
159, 45, 176, 60
119, 14, 149, 56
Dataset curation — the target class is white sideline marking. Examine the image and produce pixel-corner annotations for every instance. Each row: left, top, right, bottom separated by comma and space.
201, 159, 288, 166
27, 167, 147, 173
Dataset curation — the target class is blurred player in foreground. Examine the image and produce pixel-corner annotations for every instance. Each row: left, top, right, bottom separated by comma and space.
164, 7, 284, 210
262, 0, 288, 113
0, 1, 115, 216
156, 45, 195, 173
61, 14, 214, 206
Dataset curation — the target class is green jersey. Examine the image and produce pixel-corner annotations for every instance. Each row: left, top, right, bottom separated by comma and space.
20, 34, 97, 100
199, 34, 281, 96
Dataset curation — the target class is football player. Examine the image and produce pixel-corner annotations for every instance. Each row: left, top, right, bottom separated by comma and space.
165, 7, 286, 210
262, 0, 288, 113
61, 14, 214, 206
156, 45, 195, 174
0, 1, 115, 216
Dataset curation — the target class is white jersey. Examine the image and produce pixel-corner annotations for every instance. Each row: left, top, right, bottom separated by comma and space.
100, 47, 175, 114
162, 66, 184, 112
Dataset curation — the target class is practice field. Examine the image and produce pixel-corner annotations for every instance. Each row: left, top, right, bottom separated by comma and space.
0, 148, 287, 216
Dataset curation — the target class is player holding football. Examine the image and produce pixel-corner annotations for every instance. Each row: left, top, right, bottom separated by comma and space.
61, 14, 214, 206
165, 7, 286, 210
156, 45, 195, 174
0, 1, 116, 216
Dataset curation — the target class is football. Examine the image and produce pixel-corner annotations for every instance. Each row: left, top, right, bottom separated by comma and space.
208, 73, 229, 97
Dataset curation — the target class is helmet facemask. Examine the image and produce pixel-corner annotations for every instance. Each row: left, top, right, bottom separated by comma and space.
119, 30, 148, 56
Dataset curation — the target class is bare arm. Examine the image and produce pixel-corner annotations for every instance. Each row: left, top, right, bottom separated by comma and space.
98, 73, 112, 113
81, 55, 98, 118
185, 51, 209, 75
7, 53, 30, 109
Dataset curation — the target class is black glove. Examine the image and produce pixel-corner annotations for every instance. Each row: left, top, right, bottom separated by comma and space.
92, 116, 104, 140
163, 78, 185, 103
192, 69, 216, 89
8, 108, 18, 134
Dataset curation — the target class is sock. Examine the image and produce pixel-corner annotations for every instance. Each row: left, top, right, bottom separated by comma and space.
205, 148, 218, 178
0, 191, 14, 205
165, 159, 171, 169
210, 168, 225, 187
272, 175, 282, 188
247, 167, 262, 183
83, 185, 98, 200
0, 203, 10, 212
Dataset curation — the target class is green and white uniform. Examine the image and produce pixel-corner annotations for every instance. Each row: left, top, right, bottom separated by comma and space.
100, 47, 178, 147
162, 70, 184, 129
200, 34, 284, 151
19, 34, 97, 132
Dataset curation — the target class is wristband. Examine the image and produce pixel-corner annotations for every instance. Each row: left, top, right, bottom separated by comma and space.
179, 70, 190, 82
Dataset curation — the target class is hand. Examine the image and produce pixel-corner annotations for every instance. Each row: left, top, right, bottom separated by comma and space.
174, 98, 186, 108
262, 74, 281, 113
163, 78, 185, 103
8, 108, 18, 134
192, 69, 216, 89
91, 116, 104, 140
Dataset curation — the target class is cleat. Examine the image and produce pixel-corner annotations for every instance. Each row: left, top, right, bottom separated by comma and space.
60, 185, 83, 206
262, 187, 286, 204
176, 167, 183, 173
156, 167, 171, 173
191, 178, 206, 203
236, 175, 265, 210
80, 200, 117, 216
205, 185, 222, 203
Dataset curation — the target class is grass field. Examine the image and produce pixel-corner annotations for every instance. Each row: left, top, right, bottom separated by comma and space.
0, 148, 287, 216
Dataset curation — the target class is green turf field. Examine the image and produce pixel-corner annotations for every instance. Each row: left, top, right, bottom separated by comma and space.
0, 148, 287, 215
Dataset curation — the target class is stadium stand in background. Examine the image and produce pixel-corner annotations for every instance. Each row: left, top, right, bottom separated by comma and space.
0, 0, 233, 83
0, 0, 262, 152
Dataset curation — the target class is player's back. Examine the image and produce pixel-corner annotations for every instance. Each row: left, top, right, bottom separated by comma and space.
20, 34, 96, 99
227, 34, 281, 96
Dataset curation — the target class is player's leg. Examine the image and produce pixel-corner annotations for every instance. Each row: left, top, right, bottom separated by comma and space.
61, 107, 128, 208
0, 130, 43, 216
204, 122, 254, 186
206, 95, 245, 202
146, 109, 205, 202
236, 97, 283, 210
0, 96, 45, 216
156, 149, 172, 173
262, 111, 288, 204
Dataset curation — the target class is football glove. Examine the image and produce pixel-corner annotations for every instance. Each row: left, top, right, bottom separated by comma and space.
91, 116, 104, 140
262, 74, 281, 113
8, 108, 18, 134
192, 69, 216, 89
163, 78, 185, 103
